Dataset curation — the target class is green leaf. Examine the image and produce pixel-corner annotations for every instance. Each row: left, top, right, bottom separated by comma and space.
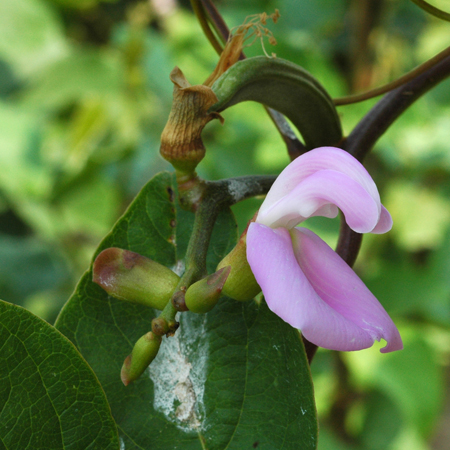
210, 56, 342, 149
0, 0, 67, 77
0, 101, 51, 201
21, 49, 122, 112
0, 299, 119, 450
344, 332, 444, 440
365, 227, 450, 326
376, 336, 443, 438
55, 171, 318, 449
359, 390, 403, 450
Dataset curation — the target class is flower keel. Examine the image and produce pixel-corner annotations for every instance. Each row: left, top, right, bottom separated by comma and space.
247, 223, 382, 351
291, 227, 403, 353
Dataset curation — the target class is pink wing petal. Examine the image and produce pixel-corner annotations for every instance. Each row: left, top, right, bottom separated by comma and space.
291, 227, 403, 353
247, 222, 379, 352
371, 205, 393, 234
257, 169, 380, 233
259, 147, 382, 216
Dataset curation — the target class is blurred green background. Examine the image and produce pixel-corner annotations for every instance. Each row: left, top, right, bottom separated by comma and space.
0, 0, 449, 448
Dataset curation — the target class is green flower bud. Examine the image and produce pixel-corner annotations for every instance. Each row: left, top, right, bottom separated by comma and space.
217, 231, 261, 301
185, 266, 231, 313
121, 332, 162, 386
93, 248, 179, 310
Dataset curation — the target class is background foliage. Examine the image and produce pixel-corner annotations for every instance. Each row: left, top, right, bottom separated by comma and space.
0, 0, 450, 449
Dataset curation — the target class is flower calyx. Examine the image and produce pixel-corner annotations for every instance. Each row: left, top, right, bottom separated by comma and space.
160, 67, 223, 176
217, 224, 261, 301
160, 10, 280, 177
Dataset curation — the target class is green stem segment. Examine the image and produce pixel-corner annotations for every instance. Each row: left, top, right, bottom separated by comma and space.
409, 0, 450, 21
190, 0, 224, 53
154, 174, 276, 331
190, 0, 306, 160
334, 45, 450, 106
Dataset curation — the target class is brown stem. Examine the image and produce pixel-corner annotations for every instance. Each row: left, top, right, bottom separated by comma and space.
194, 0, 306, 159
341, 51, 450, 270
335, 222, 363, 268
409, 0, 450, 21
345, 53, 450, 161
334, 45, 450, 106
302, 336, 319, 364
200, 0, 232, 44
190, 0, 223, 54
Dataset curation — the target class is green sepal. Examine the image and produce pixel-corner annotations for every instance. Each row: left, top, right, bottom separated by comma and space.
217, 235, 261, 302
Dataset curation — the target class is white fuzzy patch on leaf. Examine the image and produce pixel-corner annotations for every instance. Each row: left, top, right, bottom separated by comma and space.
149, 312, 209, 432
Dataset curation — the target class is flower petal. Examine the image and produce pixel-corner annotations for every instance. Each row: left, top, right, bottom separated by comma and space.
247, 222, 379, 351
371, 205, 393, 234
291, 227, 403, 353
258, 169, 380, 233
259, 147, 382, 216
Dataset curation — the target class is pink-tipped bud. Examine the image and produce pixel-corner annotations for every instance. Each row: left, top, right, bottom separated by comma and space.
185, 266, 231, 313
93, 248, 179, 310
217, 229, 261, 301
120, 332, 162, 386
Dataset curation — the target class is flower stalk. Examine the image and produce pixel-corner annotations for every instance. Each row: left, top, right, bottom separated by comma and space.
152, 175, 276, 336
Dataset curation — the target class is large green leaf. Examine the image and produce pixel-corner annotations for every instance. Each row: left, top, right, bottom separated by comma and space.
0, 0, 67, 77
21, 49, 122, 112
0, 300, 119, 450
376, 336, 443, 438
55, 171, 317, 449
365, 228, 450, 326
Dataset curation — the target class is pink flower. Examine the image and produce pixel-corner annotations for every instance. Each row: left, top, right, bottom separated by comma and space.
247, 147, 402, 353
